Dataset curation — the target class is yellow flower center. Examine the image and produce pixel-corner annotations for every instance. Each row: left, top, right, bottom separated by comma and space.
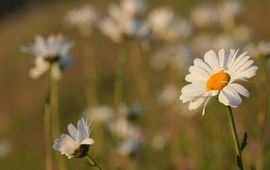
206, 71, 230, 91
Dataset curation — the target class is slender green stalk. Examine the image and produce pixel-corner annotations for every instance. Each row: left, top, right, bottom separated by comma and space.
86, 154, 102, 170
83, 38, 98, 106
226, 106, 244, 170
44, 67, 53, 170
50, 74, 66, 170
114, 40, 129, 108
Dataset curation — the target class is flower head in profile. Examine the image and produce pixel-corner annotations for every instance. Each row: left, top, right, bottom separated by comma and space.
66, 5, 98, 36
22, 34, 74, 80
180, 49, 257, 115
53, 118, 95, 159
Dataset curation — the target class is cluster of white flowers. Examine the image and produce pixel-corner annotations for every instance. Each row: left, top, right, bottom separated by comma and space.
191, 1, 243, 29
98, 0, 148, 43
109, 103, 143, 156
148, 7, 192, 42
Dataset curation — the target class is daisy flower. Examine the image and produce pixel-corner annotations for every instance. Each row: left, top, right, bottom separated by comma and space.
180, 49, 258, 115
22, 34, 74, 80
53, 118, 95, 159
66, 5, 98, 36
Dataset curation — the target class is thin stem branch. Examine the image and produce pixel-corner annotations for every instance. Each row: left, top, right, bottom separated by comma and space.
44, 66, 53, 170
50, 71, 66, 170
113, 40, 129, 108
226, 106, 244, 170
86, 154, 102, 170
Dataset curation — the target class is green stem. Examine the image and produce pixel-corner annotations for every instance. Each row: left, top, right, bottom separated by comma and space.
226, 106, 244, 170
113, 40, 129, 108
44, 67, 53, 170
86, 154, 102, 170
50, 68, 66, 170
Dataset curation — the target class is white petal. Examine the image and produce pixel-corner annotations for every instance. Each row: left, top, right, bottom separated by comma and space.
230, 66, 258, 82
189, 65, 210, 78
81, 138, 95, 145
230, 83, 250, 97
53, 134, 77, 156
220, 86, 242, 108
204, 49, 219, 71
218, 48, 225, 68
68, 124, 78, 140
218, 89, 230, 106
188, 97, 205, 110
193, 58, 212, 74
202, 97, 211, 116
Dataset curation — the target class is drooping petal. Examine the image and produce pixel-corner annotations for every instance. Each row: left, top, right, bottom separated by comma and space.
188, 97, 205, 110
81, 138, 95, 145
53, 134, 77, 156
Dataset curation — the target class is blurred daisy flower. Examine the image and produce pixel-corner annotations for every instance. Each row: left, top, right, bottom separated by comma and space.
22, 34, 74, 80
180, 49, 258, 115
245, 42, 270, 60
190, 5, 219, 28
117, 137, 141, 156
218, 0, 243, 30
148, 7, 192, 42
53, 118, 95, 159
151, 44, 194, 72
98, 0, 148, 43
84, 106, 114, 124
66, 5, 98, 36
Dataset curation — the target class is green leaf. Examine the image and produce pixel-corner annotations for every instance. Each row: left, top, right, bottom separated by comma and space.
240, 132, 248, 151
237, 155, 243, 170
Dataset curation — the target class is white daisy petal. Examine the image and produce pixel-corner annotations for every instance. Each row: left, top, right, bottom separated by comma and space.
194, 58, 212, 74
81, 138, 95, 145
230, 83, 250, 97
218, 48, 225, 68
189, 97, 205, 110
204, 49, 219, 70
221, 86, 242, 108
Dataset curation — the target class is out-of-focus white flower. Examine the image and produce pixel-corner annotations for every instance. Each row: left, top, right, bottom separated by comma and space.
0, 140, 11, 158
53, 118, 95, 159
158, 84, 197, 116
22, 34, 73, 80
192, 34, 236, 54
66, 5, 98, 36
109, 117, 141, 139
190, 5, 219, 28
218, 0, 243, 30
180, 49, 258, 115
84, 106, 114, 124
117, 138, 141, 156
158, 84, 179, 105
150, 44, 194, 72
98, 0, 148, 43
148, 7, 192, 42
245, 42, 270, 59
121, 0, 146, 16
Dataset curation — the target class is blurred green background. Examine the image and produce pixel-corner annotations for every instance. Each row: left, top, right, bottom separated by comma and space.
0, 0, 270, 169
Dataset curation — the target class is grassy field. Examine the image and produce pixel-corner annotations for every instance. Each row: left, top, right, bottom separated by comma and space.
0, 0, 270, 169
